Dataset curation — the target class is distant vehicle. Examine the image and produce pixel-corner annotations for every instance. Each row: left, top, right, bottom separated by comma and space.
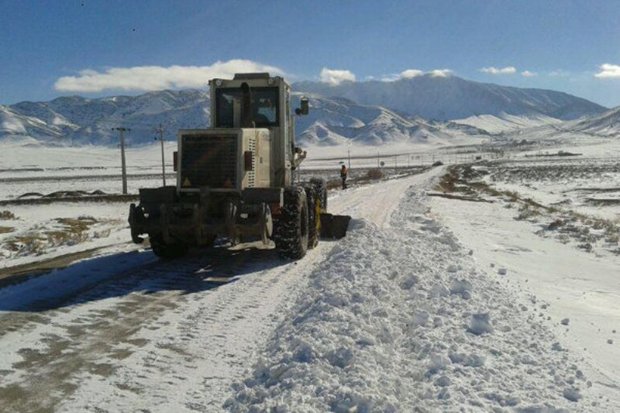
129, 73, 350, 259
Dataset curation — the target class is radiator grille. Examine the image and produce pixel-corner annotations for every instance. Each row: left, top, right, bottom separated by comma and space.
181, 134, 237, 188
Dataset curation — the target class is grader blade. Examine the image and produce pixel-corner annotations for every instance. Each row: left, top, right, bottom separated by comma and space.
319, 213, 351, 239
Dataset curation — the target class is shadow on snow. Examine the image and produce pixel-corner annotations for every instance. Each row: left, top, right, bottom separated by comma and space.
0, 242, 290, 313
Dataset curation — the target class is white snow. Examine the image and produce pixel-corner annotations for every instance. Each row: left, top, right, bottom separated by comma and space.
225, 171, 605, 412
431, 166, 620, 408
454, 113, 563, 134
0, 134, 618, 412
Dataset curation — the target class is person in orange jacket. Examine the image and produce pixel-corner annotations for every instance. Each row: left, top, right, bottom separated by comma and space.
340, 165, 348, 189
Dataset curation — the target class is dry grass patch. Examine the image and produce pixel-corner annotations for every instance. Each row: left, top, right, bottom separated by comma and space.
365, 168, 384, 180
2, 215, 100, 256
0, 210, 16, 220
436, 164, 620, 254
4, 234, 47, 255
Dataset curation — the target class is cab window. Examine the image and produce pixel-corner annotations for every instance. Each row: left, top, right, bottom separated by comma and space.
215, 87, 279, 127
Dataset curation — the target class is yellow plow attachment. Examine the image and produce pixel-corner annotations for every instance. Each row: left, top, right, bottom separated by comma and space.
319, 213, 351, 239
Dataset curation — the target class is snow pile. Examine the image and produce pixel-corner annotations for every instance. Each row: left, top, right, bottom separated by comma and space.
226, 188, 595, 412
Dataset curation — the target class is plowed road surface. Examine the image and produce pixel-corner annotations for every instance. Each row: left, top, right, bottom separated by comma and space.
0, 170, 436, 412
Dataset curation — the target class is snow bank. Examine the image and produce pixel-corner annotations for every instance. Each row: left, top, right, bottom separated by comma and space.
226, 187, 596, 412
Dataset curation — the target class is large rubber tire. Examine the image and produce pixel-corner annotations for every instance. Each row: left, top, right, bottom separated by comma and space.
274, 187, 309, 259
149, 235, 188, 259
310, 177, 327, 212
305, 186, 319, 249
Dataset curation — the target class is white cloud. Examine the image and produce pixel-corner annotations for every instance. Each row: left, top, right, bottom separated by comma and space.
595, 63, 620, 78
319, 68, 356, 85
521, 70, 537, 77
380, 69, 425, 82
379, 75, 399, 82
429, 69, 452, 78
549, 70, 569, 77
400, 69, 424, 79
381, 68, 451, 81
480, 66, 517, 75
54, 59, 285, 92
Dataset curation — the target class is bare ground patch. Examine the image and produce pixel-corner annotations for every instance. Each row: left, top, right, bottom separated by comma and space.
1, 215, 120, 259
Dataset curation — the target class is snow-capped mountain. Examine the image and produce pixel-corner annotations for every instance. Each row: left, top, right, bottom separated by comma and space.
2, 90, 211, 145
1, 90, 487, 147
0, 105, 67, 142
295, 95, 486, 146
294, 75, 607, 121
0, 75, 611, 147
569, 106, 620, 136
452, 113, 564, 134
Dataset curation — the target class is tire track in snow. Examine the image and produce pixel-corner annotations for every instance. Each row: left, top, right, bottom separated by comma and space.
329, 167, 445, 229
0, 247, 301, 412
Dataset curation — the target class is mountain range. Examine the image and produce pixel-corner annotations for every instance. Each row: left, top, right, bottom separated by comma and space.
0, 75, 614, 146
1, 90, 210, 145
294, 74, 606, 121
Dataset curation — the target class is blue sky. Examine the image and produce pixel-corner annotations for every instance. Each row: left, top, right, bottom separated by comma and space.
2, 0, 620, 106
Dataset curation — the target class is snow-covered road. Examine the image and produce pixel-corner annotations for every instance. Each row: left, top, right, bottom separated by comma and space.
0, 170, 438, 412
0, 167, 613, 412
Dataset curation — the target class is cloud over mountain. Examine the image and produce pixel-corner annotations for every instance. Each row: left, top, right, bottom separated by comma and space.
54, 60, 285, 93
399, 69, 424, 79
319, 68, 356, 85
480, 66, 517, 75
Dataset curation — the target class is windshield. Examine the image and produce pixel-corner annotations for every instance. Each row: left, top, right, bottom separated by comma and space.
215, 87, 279, 128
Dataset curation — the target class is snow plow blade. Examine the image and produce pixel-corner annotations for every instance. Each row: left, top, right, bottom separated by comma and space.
319, 213, 351, 239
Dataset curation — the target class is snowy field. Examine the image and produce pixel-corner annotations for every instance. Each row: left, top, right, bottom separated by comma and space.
0, 139, 476, 269
0, 135, 619, 412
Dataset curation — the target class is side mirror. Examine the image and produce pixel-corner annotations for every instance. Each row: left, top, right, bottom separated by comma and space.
295, 96, 309, 116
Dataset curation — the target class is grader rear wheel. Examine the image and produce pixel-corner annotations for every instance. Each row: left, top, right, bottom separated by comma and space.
310, 177, 327, 212
304, 186, 320, 249
274, 187, 309, 259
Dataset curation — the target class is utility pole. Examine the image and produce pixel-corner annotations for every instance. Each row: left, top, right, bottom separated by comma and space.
114, 127, 130, 194
347, 146, 351, 170
154, 123, 166, 186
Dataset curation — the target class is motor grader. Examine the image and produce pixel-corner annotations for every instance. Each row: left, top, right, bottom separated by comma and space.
128, 73, 350, 259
